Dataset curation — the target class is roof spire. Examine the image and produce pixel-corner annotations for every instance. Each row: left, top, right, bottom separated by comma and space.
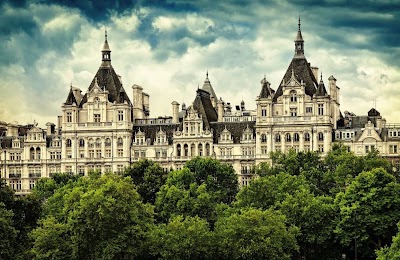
298, 15, 301, 31
320, 71, 323, 82
101, 29, 111, 66
206, 70, 208, 78
294, 15, 304, 58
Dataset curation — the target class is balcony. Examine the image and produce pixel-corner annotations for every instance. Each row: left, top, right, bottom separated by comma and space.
29, 173, 42, 178
8, 173, 21, 179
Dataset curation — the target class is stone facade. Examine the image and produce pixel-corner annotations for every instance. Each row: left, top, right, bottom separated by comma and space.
1, 22, 399, 194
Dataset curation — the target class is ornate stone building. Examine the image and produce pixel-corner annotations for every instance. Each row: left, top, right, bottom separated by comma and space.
1, 21, 398, 194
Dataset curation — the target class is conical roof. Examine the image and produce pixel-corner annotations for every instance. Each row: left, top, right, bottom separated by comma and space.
201, 71, 218, 102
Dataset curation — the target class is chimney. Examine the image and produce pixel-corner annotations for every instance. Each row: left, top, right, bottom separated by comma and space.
311, 66, 319, 81
46, 122, 55, 136
171, 101, 180, 123
217, 99, 224, 122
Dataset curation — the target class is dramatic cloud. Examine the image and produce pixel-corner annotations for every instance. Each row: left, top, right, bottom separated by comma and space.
0, 0, 399, 126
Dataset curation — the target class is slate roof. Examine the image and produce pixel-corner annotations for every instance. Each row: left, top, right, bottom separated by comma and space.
316, 77, 328, 96
80, 66, 132, 107
65, 88, 78, 105
202, 72, 218, 102
192, 89, 218, 129
210, 121, 256, 144
273, 57, 318, 101
259, 78, 275, 98
132, 124, 180, 145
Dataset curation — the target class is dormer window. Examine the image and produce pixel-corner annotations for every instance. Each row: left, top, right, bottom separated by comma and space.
66, 112, 72, 123
94, 114, 101, 123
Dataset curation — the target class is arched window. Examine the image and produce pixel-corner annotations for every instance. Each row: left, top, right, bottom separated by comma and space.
66, 139, 72, 148
36, 147, 41, 160
184, 144, 189, 157
177, 144, 181, 157
30, 147, 35, 160
105, 138, 111, 147
94, 97, 100, 108
318, 132, 324, 141
191, 143, 195, 156
96, 138, 101, 148
290, 90, 297, 102
304, 133, 310, 142
261, 134, 267, 143
294, 133, 300, 142
286, 133, 291, 142
117, 137, 123, 147
198, 143, 203, 156
88, 138, 94, 148
79, 139, 85, 147
205, 143, 210, 156
275, 134, 281, 143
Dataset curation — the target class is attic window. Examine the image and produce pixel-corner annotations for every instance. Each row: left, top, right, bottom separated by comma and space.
290, 91, 297, 102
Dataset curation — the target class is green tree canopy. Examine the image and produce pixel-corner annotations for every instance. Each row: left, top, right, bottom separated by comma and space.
335, 168, 400, 259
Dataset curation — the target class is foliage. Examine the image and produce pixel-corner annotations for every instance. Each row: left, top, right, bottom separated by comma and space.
148, 215, 214, 259
376, 222, 400, 260
0, 202, 17, 260
335, 168, 400, 259
124, 159, 168, 204
31, 174, 154, 260
214, 208, 298, 260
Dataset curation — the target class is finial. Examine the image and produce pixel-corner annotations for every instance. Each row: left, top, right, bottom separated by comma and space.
206, 70, 208, 78
291, 68, 295, 78
320, 71, 323, 81
105, 28, 107, 41
298, 15, 301, 31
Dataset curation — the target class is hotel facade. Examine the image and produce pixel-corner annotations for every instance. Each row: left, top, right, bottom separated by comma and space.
1, 22, 399, 194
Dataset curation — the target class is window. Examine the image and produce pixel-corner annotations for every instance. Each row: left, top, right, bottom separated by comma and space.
261, 146, 268, 155
177, 144, 181, 157
105, 138, 111, 147
290, 91, 297, 102
318, 132, 324, 141
117, 149, 123, 157
117, 137, 123, 147
184, 144, 189, 157
117, 165, 124, 173
275, 134, 281, 143
89, 150, 94, 158
30, 147, 35, 160
318, 104, 324, 115
88, 139, 94, 148
105, 149, 111, 158
94, 114, 101, 122
290, 108, 297, 117
79, 139, 85, 147
261, 107, 267, 117
198, 144, 203, 156
286, 133, 291, 142
318, 145, 324, 153
29, 180, 35, 190
294, 133, 300, 142
96, 150, 101, 158
66, 112, 72, 122
261, 134, 267, 143
95, 138, 101, 148
304, 133, 310, 142
205, 143, 210, 156
306, 107, 312, 113
118, 110, 124, 121
94, 97, 100, 108
66, 139, 72, 148
389, 145, 398, 154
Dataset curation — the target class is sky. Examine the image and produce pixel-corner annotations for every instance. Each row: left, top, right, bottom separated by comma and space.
0, 0, 399, 127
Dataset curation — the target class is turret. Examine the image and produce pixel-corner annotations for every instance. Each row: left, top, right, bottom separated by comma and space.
294, 16, 304, 58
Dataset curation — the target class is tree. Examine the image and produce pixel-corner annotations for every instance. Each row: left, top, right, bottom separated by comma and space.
185, 157, 239, 204
0, 202, 17, 260
32, 173, 82, 201
376, 222, 400, 259
335, 168, 400, 259
31, 174, 154, 260
124, 159, 168, 204
214, 208, 298, 260
148, 215, 214, 259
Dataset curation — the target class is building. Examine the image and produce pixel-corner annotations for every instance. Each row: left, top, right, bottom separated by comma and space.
1, 20, 398, 194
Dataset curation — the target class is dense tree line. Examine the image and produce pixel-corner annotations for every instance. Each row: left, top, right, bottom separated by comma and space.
1, 145, 400, 259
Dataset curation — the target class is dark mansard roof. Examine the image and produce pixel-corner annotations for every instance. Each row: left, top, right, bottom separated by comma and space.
273, 58, 319, 101
132, 124, 180, 145
192, 89, 218, 129
210, 121, 256, 144
79, 66, 131, 107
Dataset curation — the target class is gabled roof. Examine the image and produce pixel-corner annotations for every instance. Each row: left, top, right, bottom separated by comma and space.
192, 89, 218, 129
